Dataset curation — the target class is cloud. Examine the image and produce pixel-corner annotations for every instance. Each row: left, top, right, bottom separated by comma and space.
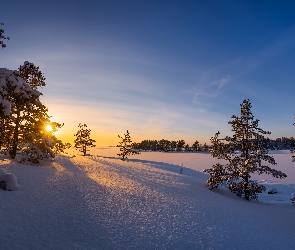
185, 75, 231, 111
185, 24, 295, 111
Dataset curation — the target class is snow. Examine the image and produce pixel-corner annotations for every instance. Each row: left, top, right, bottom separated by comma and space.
0, 67, 42, 116
0, 148, 295, 249
0, 173, 18, 191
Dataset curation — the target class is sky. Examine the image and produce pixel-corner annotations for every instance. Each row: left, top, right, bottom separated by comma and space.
1, 0, 295, 146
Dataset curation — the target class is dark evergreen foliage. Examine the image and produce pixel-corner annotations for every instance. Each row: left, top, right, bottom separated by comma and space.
0, 23, 10, 49
74, 123, 96, 156
132, 139, 208, 152
204, 99, 287, 201
192, 140, 200, 151
117, 130, 140, 160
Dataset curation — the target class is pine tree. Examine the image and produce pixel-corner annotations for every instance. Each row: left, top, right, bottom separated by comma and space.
0, 66, 44, 157
0, 62, 69, 162
117, 130, 140, 160
204, 99, 287, 201
74, 123, 96, 156
0, 23, 10, 49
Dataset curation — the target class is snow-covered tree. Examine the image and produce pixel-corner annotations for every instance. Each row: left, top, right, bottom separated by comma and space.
0, 23, 10, 49
20, 121, 71, 164
117, 130, 140, 160
0, 67, 43, 157
0, 62, 69, 162
204, 99, 287, 201
74, 123, 96, 156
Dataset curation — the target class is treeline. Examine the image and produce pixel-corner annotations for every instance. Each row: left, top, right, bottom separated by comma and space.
131, 139, 210, 152
130, 137, 295, 153
261, 137, 295, 150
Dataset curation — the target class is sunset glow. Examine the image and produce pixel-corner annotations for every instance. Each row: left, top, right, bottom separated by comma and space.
45, 125, 53, 132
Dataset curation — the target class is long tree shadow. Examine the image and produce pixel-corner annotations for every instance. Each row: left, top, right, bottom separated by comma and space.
96, 155, 209, 181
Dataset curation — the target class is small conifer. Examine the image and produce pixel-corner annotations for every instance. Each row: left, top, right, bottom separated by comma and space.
74, 123, 96, 156
117, 130, 140, 160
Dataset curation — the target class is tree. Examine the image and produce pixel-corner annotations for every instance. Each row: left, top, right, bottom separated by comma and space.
292, 116, 295, 162
0, 23, 10, 49
0, 62, 69, 162
171, 140, 177, 151
19, 121, 71, 164
74, 123, 96, 156
192, 140, 199, 151
158, 139, 171, 152
176, 140, 185, 151
184, 144, 190, 152
0, 66, 44, 157
117, 130, 140, 160
204, 99, 287, 201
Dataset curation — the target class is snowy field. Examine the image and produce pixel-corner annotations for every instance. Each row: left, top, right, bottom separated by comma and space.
1, 147, 295, 249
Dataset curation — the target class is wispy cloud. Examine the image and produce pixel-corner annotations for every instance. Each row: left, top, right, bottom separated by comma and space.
185, 24, 295, 111
185, 75, 231, 111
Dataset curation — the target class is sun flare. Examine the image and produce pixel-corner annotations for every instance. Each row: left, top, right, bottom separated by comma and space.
45, 125, 53, 132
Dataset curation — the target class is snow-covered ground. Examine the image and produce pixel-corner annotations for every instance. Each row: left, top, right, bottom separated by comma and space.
1, 148, 295, 249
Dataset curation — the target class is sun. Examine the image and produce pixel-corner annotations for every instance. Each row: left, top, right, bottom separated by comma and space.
45, 125, 53, 132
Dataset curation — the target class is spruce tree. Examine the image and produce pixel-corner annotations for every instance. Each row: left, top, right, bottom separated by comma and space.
117, 130, 140, 160
204, 99, 287, 200
74, 123, 96, 156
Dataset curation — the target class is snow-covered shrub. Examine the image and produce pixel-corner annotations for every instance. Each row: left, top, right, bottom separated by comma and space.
0, 173, 18, 191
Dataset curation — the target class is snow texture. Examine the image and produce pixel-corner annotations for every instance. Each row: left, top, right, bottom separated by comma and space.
0, 148, 295, 249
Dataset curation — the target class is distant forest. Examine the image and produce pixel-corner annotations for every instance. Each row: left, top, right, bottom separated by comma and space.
132, 137, 295, 152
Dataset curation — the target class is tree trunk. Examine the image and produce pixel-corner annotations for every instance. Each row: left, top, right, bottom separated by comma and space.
10, 109, 20, 159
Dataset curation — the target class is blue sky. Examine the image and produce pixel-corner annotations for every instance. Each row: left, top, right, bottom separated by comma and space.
1, 0, 295, 145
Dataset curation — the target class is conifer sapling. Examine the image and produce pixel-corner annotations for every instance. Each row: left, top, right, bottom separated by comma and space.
117, 130, 140, 160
